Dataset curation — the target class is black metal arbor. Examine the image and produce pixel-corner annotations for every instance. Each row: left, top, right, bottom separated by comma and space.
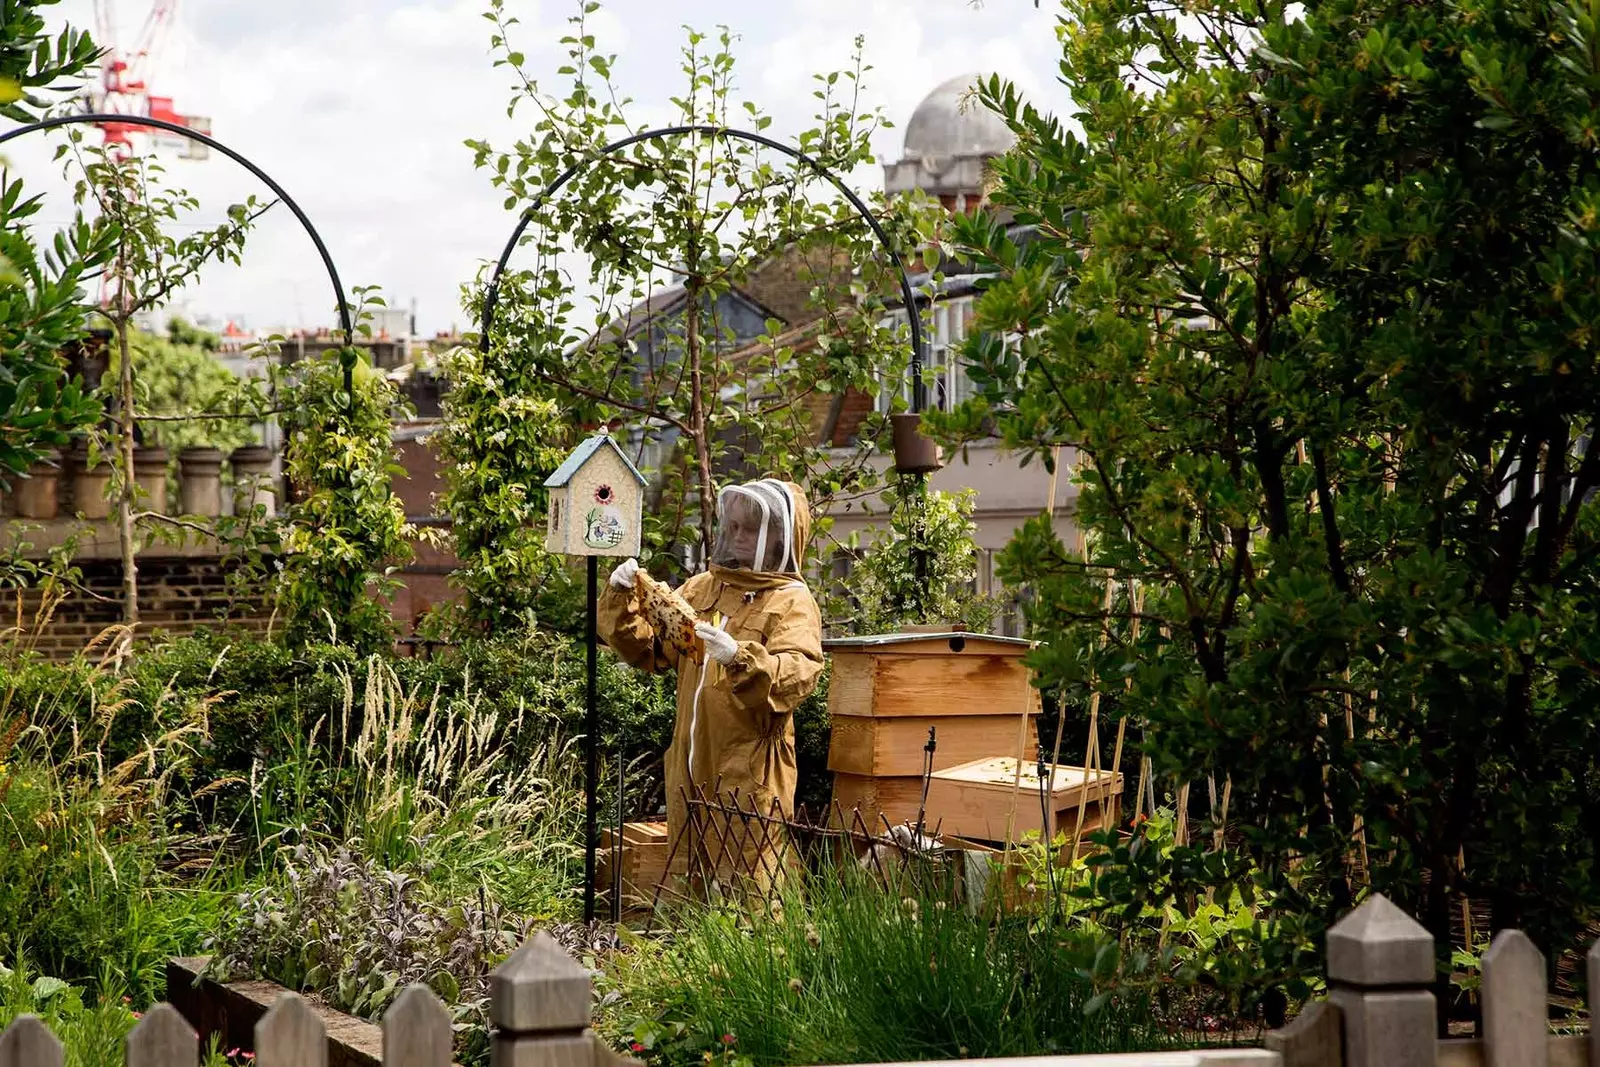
476, 124, 941, 924
0, 113, 356, 373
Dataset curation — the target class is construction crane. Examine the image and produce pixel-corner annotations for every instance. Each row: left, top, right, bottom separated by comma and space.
87, 0, 210, 160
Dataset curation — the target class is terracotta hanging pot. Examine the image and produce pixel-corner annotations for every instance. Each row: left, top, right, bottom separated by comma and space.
890, 412, 942, 475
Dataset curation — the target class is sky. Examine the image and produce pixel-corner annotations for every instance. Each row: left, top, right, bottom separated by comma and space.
7, 0, 1073, 337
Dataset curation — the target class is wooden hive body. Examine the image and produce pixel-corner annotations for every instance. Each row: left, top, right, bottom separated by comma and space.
823, 632, 1039, 830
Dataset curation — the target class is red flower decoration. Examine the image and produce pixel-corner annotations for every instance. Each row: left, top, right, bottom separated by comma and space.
595, 484, 615, 504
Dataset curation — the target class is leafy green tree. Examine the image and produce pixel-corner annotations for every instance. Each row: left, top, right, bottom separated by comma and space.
457, 0, 942, 622
121, 321, 260, 458
0, 1, 111, 483
939, 0, 1600, 1014
72, 146, 267, 639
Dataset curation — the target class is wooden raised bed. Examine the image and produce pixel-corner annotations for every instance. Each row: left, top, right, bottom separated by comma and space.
165, 957, 460, 1067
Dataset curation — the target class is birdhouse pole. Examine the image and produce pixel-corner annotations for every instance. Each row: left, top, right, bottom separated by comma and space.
544, 433, 646, 925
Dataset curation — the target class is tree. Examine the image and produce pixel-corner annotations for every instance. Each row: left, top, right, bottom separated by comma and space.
939, 0, 1600, 1017
122, 320, 261, 460
71, 146, 268, 642
0, 1, 111, 483
455, 0, 942, 622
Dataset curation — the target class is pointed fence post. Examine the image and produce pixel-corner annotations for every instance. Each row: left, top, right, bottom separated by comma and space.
0, 1016, 64, 1067
1325, 893, 1437, 1067
1264, 1000, 1343, 1067
126, 1004, 199, 1067
255, 992, 327, 1067
1481, 929, 1547, 1067
490, 932, 596, 1067
383, 985, 453, 1067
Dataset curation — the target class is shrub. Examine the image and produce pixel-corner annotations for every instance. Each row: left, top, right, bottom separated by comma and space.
204, 845, 589, 1067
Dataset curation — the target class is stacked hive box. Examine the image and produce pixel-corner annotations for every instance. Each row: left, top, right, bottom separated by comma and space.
824, 631, 1039, 831
924, 756, 1124, 845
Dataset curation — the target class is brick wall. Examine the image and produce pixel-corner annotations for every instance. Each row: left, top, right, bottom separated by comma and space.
743, 246, 853, 326
12, 556, 275, 661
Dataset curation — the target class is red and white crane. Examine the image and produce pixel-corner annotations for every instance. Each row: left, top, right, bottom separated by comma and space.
88, 0, 210, 159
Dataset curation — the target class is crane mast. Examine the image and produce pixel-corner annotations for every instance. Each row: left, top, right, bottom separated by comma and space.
88, 1, 210, 160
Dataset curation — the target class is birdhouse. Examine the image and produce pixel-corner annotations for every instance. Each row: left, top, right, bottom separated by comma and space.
543, 433, 646, 557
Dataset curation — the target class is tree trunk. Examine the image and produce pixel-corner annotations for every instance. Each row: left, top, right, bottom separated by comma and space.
685, 282, 716, 569
116, 317, 139, 636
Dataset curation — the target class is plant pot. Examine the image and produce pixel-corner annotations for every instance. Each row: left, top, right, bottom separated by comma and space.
891, 412, 942, 475
67, 444, 113, 520
178, 447, 225, 517
229, 445, 277, 517
133, 445, 170, 515
13, 450, 62, 519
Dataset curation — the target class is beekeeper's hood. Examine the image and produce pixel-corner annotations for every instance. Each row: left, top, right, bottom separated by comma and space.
709, 479, 811, 580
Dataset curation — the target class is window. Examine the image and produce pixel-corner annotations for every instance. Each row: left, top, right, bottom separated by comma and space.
879, 296, 975, 414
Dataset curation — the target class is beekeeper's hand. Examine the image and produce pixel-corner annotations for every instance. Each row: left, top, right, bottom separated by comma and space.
695, 622, 739, 665
608, 557, 640, 590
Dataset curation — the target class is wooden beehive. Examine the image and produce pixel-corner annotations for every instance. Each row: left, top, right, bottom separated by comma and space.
922, 756, 1124, 846
824, 631, 1038, 829
595, 820, 670, 912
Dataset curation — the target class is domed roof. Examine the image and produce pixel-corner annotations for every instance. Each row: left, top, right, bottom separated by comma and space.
901, 74, 1016, 162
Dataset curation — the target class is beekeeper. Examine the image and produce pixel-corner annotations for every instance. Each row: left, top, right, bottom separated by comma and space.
598, 478, 824, 887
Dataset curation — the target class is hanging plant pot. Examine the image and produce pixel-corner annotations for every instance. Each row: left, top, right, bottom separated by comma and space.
891, 412, 942, 475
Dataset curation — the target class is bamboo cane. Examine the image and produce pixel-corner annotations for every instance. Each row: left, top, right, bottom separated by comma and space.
1005, 445, 1066, 855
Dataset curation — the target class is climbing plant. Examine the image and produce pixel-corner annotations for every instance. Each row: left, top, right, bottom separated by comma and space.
821, 482, 1000, 636
277, 290, 415, 652
457, 0, 944, 612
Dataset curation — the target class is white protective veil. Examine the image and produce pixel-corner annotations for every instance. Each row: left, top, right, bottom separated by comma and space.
710, 478, 800, 574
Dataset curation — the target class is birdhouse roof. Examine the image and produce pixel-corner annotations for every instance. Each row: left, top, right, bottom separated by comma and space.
544, 433, 647, 489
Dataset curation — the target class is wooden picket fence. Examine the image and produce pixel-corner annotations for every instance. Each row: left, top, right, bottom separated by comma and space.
0, 895, 1587, 1067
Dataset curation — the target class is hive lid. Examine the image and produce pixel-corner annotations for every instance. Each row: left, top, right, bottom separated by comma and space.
822, 632, 1034, 654
930, 756, 1124, 799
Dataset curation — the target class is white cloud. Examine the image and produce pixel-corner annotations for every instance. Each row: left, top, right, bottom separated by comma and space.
9, 0, 1072, 336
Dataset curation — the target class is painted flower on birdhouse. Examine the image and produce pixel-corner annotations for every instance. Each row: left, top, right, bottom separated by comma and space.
594, 484, 615, 505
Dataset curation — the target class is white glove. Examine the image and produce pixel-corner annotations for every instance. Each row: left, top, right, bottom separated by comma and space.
695, 622, 739, 665
608, 557, 639, 590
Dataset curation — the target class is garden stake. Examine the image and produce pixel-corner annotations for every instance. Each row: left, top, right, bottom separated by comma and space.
1105, 579, 1142, 828
584, 554, 599, 924
613, 746, 624, 925
914, 726, 937, 844
1062, 582, 1116, 880
1002, 681, 1037, 864
1036, 753, 1059, 924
